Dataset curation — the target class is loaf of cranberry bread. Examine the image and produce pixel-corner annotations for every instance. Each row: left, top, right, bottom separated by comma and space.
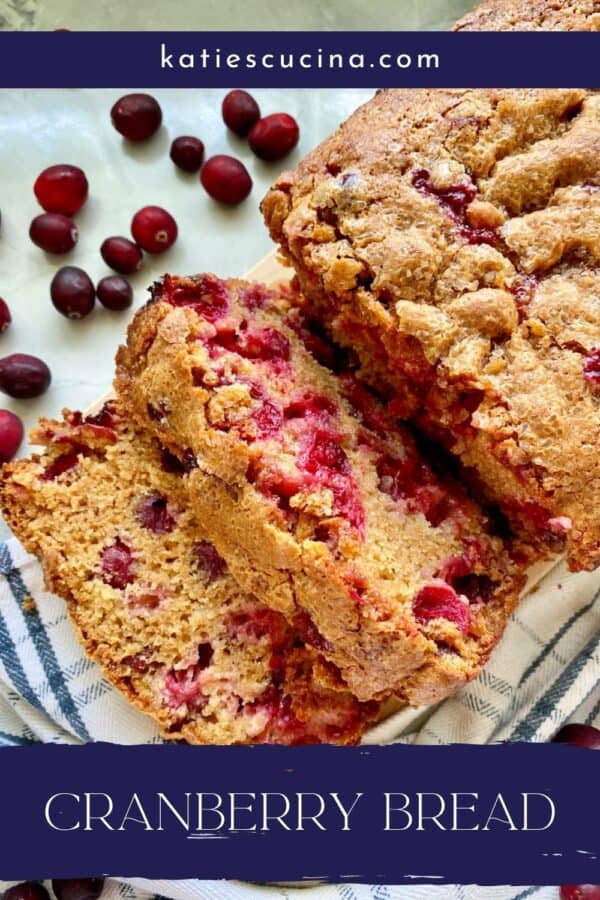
262, 88, 600, 571
454, 0, 600, 30
0, 401, 379, 744
116, 273, 530, 703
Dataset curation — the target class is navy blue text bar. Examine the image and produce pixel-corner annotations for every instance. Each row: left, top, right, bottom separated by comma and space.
0, 32, 598, 88
0, 742, 598, 884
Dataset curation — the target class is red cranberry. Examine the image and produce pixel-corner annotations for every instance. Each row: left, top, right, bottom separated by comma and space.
214, 325, 290, 361
34, 164, 88, 215
253, 398, 284, 438
110, 93, 162, 141
248, 113, 299, 162
29, 213, 77, 254
0, 297, 11, 332
51, 880, 105, 900
164, 664, 206, 710
100, 236, 143, 274
553, 723, 600, 749
131, 206, 177, 254
227, 607, 289, 649
3, 885, 50, 900
584, 348, 600, 394
42, 451, 80, 481
302, 431, 349, 475
560, 888, 600, 900
97, 275, 133, 311
50, 266, 95, 319
100, 538, 135, 589
412, 168, 477, 217
0, 409, 23, 462
0, 353, 51, 398
412, 581, 470, 633
136, 492, 176, 533
170, 135, 205, 172
222, 89, 261, 136
200, 155, 252, 205
193, 540, 227, 584
168, 275, 230, 321
510, 274, 538, 319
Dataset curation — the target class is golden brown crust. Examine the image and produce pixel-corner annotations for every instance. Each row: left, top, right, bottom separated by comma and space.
116, 274, 528, 704
262, 88, 600, 571
453, 0, 600, 31
0, 402, 378, 745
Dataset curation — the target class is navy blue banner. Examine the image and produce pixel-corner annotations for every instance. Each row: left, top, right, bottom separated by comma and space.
0, 32, 598, 87
0, 742, 598, 884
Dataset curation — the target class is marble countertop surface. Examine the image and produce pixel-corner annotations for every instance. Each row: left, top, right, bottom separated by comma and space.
0, 0, 477, 30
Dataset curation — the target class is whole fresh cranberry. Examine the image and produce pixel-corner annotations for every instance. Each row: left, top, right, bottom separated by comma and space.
200, 155, 252, 205
29, 213, 78, 254
0, 409, 24, 462
553, 723, 600, 749
560, 888, 600, 900
3, 884, 51, 900
0, 353, 51, 398
222, 89, 260, 136
0, 298, 11, 332
100, 236, 143, 274
51, 879, 105, 900
248, 113, 299, 161
110, 93, 162, 141
131, 206, 177, 254
51, 266, 95, 319
34, 164, 88, 215
170, 135, 205, 172
97, 275, 133, 311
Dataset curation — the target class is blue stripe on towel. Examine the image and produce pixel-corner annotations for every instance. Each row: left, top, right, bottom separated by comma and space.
511, 887, 542, 900
510, 630, 600, 742
586, 692, 600, 725
0, 729, 37, 746
518, 586, 600, 687
0, 543, 91, 741
0, 607, 46, 714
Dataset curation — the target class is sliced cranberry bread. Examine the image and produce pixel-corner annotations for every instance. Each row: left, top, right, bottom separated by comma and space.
262, 88, 600, 571
0, 402, 378, 744
454, 0, 600, 31
116, 274, 530, 703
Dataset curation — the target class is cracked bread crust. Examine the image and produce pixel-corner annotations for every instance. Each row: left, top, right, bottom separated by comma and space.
454, 0, 600, 30
0, 402, 378, 745
116, 274, 529, 704
262, 88, 600, 571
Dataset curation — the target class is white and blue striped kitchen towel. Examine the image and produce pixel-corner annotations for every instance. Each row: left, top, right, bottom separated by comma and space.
0, 535, 599, 900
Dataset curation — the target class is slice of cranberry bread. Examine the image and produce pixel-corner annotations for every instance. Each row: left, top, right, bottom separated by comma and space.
262, 88, 600, 571
453, 0, 600, 31
0, 401, 379, 744
116, 273, 531, 703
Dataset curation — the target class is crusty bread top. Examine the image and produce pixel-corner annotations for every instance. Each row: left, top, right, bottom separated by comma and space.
453, 0, 600, 31
262, 89, 600, 570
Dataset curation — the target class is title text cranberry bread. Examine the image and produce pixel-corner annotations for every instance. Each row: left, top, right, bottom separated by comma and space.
454, 0, 600, 31
116, 274, 530, 703
262, 88, 600, 571
0, 401, 378, 744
